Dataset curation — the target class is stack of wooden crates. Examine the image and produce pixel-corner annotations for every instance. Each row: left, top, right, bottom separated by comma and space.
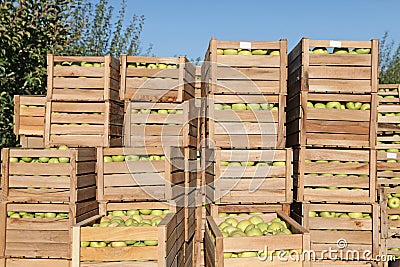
200, 38, 310, 267
288, 38, 380, 266
376, 84, 400, 264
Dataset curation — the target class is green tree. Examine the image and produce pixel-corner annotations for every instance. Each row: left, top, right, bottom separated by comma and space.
0, 0, 72, 148
66, 0, 150, 57
380, 32, 400, 84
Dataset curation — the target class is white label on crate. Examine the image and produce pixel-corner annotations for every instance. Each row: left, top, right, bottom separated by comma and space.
387, 152, 397, 159
330, 40, 342, 48
240, 42, 252, 50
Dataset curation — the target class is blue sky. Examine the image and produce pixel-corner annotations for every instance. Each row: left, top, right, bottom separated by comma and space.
111, 0, 400, 60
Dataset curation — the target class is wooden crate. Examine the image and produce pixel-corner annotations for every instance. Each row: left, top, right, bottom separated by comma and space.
1, 148, 96, 203
207, 148, 292, 204
202, 38, 287, 96
377, 150, 400, 186
120, 55, 195, 102
13, 95, 45, 148
377, 84, 400, 150
45, 100, 123, 148
97, 146, 195, 203
291, 202, 379, 260
204, 94, 286, 149
204, 212, 310, 267
124, 100, 198, 148
286, 92, 377, 148
71, 212, 185, 267
288, 38, 379, 99
0, 258, 71, 267
0, 201, 98, 259
184, 236, 195, 267
293, 147, 376, 203
47, 54, 120, 102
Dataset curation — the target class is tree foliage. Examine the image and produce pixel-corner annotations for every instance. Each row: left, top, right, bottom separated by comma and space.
0, 0, 148, 149
380, 32, 400, 84
66, 0, 150, 57
0, 0, 71, 148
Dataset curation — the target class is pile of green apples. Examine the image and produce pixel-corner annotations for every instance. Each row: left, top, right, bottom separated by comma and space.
7, 211, 69, 219
216, 215, 292, 258
9, 145, 70, 164
127, 63, 178, 69
308, 211, 371, 219
56, 61, 104, 67
379, 88, 398, 93
217, 49, 280, 56
81, 209, 170, 248
220, 161, 285, 167
309, 47, 371, 54
131, 109, 184, 115
104, 154, 165, 162
214, 103, 278, 111
307, 101, 370, 110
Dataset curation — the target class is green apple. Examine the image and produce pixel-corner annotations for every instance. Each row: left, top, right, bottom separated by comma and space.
223, 49, 238, 55
246, 103, 261, 110
150, 210, 163, 216
249, 215, 264, 225
144, 240, 158, 246
45, 212, 57, 218
230, 230, 246, 237
217, 49, 224, 55
267, 222, 284, 231
237, 220, 252, 232
103, 156, 113, 162
312, 47, 329, 54
151, 217, 163, 226
147, 63, 157, 69
361, 103, 370, 110
139, 209, 152, 215
220, 161, 229, 166
319, 211, 335, 218
10, 213, 21, 218
58, 157, 70, 163
388, 197, 400, 209
355, 102, 362, 109
307, 102, 314, 108
241, 161, 255, 166
238, 50, 252, 56
355, 48, 371, 54
224, 252, 233, 258
232, 103, 247, 110
112, 155, 125, 162
225, 218, 239, 227
218, 212, 228, 218
112, 210, 126, 217
158, 63, 167, 69
126, 210, 139, 216
222, 104, 232, 110
314, 103, 326, 108
222, 225, 238, 235
269, 50, 280, 56
125, 155, 140, 162
245, 228, 263, 237
140, 109, 151, 114
348, 212, 364, 219
131, 214, 143, 223
38, 157, 50, 163
81, 241, 90, 247
214, 104, 223, 110
339, 214, 350, 218
228, 162, 241, 166
158, 109, 168, 114
111, 241, 127, 247
21, 157, 32, 163
389, 215, 399, 220
35, 212, 45, 218
9, 157, 19, 163
326, 101, 341, 109
309, 211, 317, 217
252, 49, 268, 55
333, 47, 349, 54
90, 241, 107, 248
346, 102, 358, 110
58, 145, 69, 150
272, 161, 286, 166
48, 158, 59, 164
219, 222, 230, 230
